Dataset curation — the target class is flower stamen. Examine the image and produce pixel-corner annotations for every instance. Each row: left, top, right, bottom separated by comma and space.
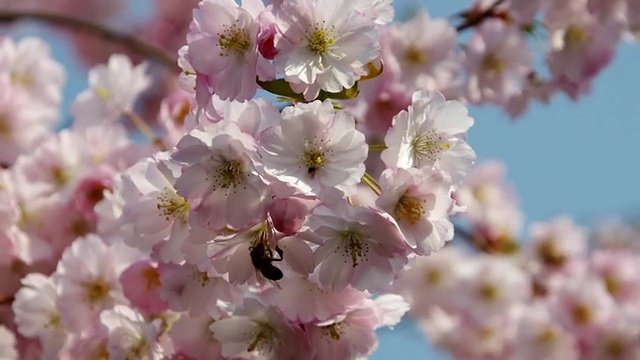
395, 194, 426, 225
412, 129, 451, 162
217, 21, 251, 57
307, 22, 336, 55
339, 230, 369, 267
247, 322, 277, 353
156, 187, 189, 223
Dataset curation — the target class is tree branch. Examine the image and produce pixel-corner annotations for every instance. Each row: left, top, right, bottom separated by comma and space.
455, 0, 507, 32
0, 296, 14, 306
0, 10, 180, 73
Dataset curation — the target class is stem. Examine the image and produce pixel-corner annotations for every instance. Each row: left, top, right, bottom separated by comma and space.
361, 172, 381, 196
122, 111, 167, 151
368, 144, 387, 151
455, 0, 507, 32
0, 10, 180, 73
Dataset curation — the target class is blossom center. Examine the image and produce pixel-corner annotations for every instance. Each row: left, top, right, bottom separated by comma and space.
424, 269, 442, 285
322, 323, 345, 341
537, 240, 565, 267
93, 86, 112, 101
217, 22, 251, 57
302, 150, 326, 176
307, 23, 336, 55
247, 322, 277, 353
482, 53, 508, 73
190, 267, 212, 287
10, 72, 32, 87
51, 165, 69, 188
571, 303, 592, 325
535, 327, 558, 344
85, 278, 111, 304
157, 187, 189, 223
213, 159, 245, 189
142, 266, 161, 290
412, 129, 451, 162
604, 338, 624, 358
0, 115, 11, 137
395, 193, 425, 225
478, 284, 498, 301
339, 230, 370, 267
405, 47, 428, 65
564, 25, 589, 47
604, 275, 620, 296
46, 313, 62, 329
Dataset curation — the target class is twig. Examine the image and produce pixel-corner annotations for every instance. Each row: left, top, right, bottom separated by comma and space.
123, 111, 167, 151
0, 10, 180, 73
0, 296, 14, 306
455, 0, 507, 32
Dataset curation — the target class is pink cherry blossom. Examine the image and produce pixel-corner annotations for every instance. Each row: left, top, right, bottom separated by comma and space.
376, 167, 454, 255
259, 100, 368, 200
186, 0, 272, 102
158, 262, 242, 317
172, 122, 271, 231
308, 307, 380, 360
0, 325, 17, 360
454, 160, 524, 242
71, 54, 151, 128
274, 0, 380, 100
12, 274, 67, 357
381, 90, 475, 183
464, 19, 533, 106
169, 313, 225, 359
119, 260, 168, 317
118, 154, 190, 264
455, 255, 530, 322
0, 37, 65, 113
305, 203, 409, 292
210, 298, 311, 359
54, 234, 129, 333
551, 278, 617, 336
513, 304, 579, 360
385, 10, 459, 94
259, 275, 367, 323
100, 305, 171, 360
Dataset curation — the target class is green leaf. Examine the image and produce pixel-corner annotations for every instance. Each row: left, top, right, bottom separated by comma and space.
257, 77, 360, 102
257, 78, 306, 101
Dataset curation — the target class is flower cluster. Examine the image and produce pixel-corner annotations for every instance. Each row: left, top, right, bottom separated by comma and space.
1, 0, 639, 359
2, 3, 475, 354
396, 162, 640, 359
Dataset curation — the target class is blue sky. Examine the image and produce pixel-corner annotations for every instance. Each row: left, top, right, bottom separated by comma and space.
4, 1, 640, 359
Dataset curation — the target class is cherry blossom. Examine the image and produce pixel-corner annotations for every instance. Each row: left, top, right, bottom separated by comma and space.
186, 0, 273, 102
274, 0, 380, 100
71, 54, 151, 128
0, 325, 17, 360
209, 298, 311, 360
2, 0, 640, 359
376, 167, 454, 255
172, 122, 271, 231
259, 100, 368, 200
305, 203, 409, 292
381, 90, 475, 182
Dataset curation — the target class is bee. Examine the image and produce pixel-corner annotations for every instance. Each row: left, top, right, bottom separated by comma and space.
249, 242, 284, 283
307, 166, 317, 176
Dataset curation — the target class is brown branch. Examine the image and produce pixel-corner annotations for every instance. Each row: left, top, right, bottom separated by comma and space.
455, 0, 507, 32
0, 295, 14, 306
454, 224, 520, 254
0, 10, 180, 73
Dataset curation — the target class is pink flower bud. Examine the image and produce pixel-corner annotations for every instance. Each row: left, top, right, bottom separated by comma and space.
269, 197, 311, 235
258, 25, 279, 60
